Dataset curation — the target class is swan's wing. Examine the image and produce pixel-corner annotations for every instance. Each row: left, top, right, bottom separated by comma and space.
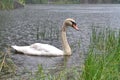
12, 43, 64, 56
30, 43, 63, 55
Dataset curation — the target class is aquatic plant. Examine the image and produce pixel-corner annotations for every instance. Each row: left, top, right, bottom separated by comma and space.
54, 0, 80, 4
0, 0, 14, 9
0, 48, 16, 79
0, 0, 25, 9
36, 20, 60, 40
31, 65, 81, 80
18, 0, 25, 5
81, 27, 120, 80
25, 0, 48, 4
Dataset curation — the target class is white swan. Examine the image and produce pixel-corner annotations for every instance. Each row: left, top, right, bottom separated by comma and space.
11, 18, 79, 56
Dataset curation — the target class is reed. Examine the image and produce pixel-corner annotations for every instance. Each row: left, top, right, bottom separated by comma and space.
36, 20, 60, 40
0, 0, 14, 9
0, 48, 16, 79
31, 65, 81, 80
0, 0, 25, 10
81, 27, 120, 80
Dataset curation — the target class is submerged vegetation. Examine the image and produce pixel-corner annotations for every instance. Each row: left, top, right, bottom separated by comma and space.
0, 26, 120, 79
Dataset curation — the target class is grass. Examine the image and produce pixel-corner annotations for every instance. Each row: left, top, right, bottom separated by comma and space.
81, 26, 120, 80
53, 0, 80, 4
0, 0, 14, 9
31, 65, 81, 80
0, 0, 25, 10
0, 48, 16, 79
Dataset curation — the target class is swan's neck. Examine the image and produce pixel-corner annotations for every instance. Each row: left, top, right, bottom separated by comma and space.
61, 24, 71, 55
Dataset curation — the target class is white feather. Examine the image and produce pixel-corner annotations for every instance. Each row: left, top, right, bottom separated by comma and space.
12, 43, 64, 56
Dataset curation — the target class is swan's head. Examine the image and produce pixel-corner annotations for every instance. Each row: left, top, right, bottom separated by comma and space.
64, 18, 79, 31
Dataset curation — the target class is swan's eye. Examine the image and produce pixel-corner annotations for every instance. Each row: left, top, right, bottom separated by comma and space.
71, 21, 76, 26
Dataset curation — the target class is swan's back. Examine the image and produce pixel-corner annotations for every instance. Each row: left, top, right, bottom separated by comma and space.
12, 43, 64, 56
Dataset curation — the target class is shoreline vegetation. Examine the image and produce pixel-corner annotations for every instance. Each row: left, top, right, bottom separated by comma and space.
0, 0, 24, 10
0, 48, 16, 79
0, 0, 120, 10
0, 26, 120, 79
81, 27, 120, 80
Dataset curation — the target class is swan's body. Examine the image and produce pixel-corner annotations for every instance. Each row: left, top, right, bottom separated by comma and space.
12, 43, 64, 56
12, 18, 79, 56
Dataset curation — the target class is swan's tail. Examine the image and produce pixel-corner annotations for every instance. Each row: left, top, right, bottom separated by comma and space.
11, 45, 44, 55
11, 45, 30, 54
11, 45, 19, 51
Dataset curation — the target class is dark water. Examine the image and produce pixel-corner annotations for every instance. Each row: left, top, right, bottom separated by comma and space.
0, 4, 120, 78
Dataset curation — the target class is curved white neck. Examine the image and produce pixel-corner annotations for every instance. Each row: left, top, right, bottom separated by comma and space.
61, 24, 71, 55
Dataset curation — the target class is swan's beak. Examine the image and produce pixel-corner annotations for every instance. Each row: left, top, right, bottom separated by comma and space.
72, 24, 79, 31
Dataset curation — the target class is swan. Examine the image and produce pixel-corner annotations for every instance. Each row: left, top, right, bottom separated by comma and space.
11, 18, 79, 56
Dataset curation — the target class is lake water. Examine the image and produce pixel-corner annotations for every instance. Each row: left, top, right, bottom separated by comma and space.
0, 4, 120, 79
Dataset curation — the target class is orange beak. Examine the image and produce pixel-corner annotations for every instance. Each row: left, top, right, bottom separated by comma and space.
72, 24, 79, 31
